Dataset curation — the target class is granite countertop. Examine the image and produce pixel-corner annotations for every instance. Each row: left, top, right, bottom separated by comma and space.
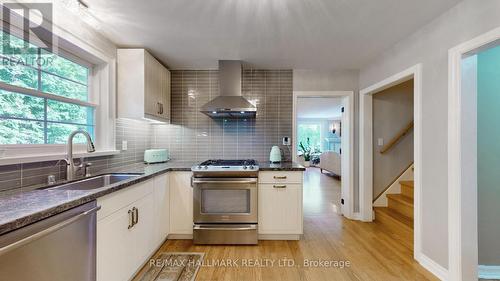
0, 160, 304, 236
259, 161, 306, 171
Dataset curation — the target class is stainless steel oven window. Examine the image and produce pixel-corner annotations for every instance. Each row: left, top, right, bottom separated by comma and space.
201, 189, 250, 213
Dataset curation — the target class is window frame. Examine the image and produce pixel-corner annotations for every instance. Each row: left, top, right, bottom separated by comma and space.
0, 13, 117, 161
0, 32, 97, 146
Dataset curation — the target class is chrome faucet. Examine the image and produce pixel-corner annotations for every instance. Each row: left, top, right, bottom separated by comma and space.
64, 130, 96, 181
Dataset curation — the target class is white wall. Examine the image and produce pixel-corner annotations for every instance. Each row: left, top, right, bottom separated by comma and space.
294, 69, 359, 91
359, 0, 500, 269
293, 69, 360, 210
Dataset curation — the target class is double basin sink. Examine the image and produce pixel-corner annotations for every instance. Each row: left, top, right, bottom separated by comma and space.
40, 174, 142, 191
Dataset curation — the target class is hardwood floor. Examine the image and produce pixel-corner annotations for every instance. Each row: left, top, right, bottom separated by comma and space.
137, 167, 437, 281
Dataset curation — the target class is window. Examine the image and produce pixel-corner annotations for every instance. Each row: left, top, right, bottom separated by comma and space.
297, 123, 321, 152
0, 31, 94, 145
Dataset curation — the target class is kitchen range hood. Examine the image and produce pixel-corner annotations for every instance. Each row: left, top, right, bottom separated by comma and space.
200, 60, 256, 118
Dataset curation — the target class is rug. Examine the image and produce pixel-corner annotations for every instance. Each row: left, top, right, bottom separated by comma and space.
136, 252, 205, 281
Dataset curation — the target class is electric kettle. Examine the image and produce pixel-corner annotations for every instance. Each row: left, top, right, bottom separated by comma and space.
269, 146, 282, 163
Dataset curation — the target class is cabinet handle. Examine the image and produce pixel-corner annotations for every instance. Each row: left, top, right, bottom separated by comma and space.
128, 209, 134, 229
157, 102, 161, 114
273, 176, 287, 179
133, 207, 139, 225
160, 103, 164, 114
273, 185, 287, 188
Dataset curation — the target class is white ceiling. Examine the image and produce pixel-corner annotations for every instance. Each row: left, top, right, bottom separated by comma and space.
297, 97, 343, 119
84, 0, 460, 69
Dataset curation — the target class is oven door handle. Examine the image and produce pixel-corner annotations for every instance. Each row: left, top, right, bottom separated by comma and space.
193, 225, 257, 231
192, 179, 257, 184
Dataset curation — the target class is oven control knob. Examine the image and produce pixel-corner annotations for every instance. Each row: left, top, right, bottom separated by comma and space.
249, 165, 254, 169
243, 165, 247, 169
204, 166, 208, 169
197, 165, 202, 169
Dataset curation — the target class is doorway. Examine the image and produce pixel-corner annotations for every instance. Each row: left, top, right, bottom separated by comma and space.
449, 26, 500, 281
292, 91, 354, 219
371, 80, 415, 234
359, 64, 423, 261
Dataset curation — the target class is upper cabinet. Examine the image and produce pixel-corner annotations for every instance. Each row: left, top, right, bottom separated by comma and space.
117, 49, 171, 122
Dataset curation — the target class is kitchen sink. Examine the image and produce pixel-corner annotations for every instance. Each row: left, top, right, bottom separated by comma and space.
41, 173, 143, 191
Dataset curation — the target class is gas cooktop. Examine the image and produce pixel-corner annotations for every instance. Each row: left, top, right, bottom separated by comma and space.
191, 159, 259, 177
199, 159, 257, 166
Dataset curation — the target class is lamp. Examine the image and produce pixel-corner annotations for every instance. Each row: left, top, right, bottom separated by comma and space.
331, 123, 337, 134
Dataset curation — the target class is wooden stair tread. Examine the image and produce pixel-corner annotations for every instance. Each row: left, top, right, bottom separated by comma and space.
374, 207, 414, 230
399, 180, 414, 188
386, 194, 414, 207
400, 180, 414, 198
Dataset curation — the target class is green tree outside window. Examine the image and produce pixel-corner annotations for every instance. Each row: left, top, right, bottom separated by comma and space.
0, 31, 93, 144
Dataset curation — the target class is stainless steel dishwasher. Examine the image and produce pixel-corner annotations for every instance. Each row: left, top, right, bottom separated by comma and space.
0, 201, 100, 281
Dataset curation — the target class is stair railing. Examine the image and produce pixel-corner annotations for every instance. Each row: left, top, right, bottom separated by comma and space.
379, 120, 414, 154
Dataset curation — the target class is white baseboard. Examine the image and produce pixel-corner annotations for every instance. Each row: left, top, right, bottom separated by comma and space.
416, 253, 449, 281
349, 212, 365, 221
479, 265, 500, 279
167, 234, 193, 239
258, 234, 301, 240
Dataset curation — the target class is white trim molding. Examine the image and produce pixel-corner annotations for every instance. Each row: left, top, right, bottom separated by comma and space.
479, 265, 500, 280
292, 91, 355, 220
448, 25, 500, 281
359, 64, 424, 266
417, 253, 449, 281
0, 150, 120, 166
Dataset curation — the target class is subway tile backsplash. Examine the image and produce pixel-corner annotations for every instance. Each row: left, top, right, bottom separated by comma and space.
0, 69, 293, 193
152, 69, 293, 163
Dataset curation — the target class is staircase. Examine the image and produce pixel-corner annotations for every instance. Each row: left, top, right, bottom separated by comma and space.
374, 180, 414, 235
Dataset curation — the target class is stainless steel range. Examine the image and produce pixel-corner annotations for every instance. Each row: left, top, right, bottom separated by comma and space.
191, 159, 259, 245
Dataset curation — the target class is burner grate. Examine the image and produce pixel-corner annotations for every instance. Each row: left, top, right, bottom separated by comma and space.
199, 159, 257, 166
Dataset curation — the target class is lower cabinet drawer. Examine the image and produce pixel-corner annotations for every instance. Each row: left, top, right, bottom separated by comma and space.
259, 171, 303, 184
193, 224, 258, 245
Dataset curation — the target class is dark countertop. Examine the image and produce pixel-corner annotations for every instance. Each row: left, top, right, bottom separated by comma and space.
258, 161, 306, 171
0, 161, 193, 236
0, 160, 304, 236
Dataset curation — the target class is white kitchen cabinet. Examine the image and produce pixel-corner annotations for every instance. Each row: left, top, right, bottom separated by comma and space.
258, 171, 303, 238
96, 180, 155, 281
96, 203, 135, 281
131, 193, 155, 268
117, 48, 171, 122
153, 173, 170, 247
169, 172, 193, 235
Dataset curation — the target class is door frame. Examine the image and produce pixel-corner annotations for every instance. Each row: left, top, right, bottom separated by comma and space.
448, 26, 500, 281
292, 91, 355, 219
359, 64, 423, 260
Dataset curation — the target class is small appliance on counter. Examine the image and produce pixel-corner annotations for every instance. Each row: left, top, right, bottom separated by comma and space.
144, 149, 169, 164
269, 146, 282, 163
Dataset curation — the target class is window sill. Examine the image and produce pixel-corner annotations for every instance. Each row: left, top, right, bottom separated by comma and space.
0, 150, 120, 166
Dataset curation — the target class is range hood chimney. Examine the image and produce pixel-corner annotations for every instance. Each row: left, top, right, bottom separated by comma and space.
200, 60, 256, 118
